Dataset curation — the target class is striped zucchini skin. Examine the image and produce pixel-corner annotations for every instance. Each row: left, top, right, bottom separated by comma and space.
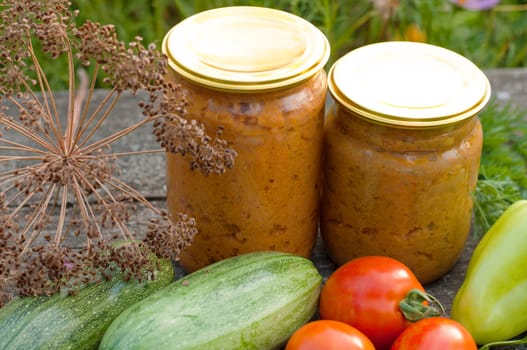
100, 251, 322, 350
0, 258, 173, 350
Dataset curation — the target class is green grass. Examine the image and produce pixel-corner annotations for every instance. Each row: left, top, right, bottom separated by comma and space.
474, 101, 527, 236
69, 0, 527, 69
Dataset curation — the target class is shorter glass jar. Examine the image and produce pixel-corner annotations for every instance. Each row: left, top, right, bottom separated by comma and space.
321, 42, 491, 283
162, 7, 330, 272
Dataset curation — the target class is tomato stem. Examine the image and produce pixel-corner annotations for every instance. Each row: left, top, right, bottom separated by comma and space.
399, 289, 445, 322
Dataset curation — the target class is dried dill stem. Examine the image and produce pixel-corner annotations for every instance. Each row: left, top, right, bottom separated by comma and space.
0, 0, 236, 305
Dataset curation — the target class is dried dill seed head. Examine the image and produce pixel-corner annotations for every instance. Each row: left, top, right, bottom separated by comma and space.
144, 213, 198, 261
151, 83, 238, 176
0, 0, 236, 306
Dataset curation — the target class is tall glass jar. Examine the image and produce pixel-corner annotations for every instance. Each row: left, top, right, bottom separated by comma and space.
162, 7, 330, 272
321, 42, 491, 283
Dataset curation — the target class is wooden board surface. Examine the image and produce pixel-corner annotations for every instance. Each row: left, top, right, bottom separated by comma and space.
2, 68, 527, 348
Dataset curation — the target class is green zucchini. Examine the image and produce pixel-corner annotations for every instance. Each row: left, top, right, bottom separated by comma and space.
0, 258, 173, 350
99, 251, 322, 350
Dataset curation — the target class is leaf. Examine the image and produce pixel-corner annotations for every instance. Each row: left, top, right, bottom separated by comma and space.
474, 100, 527, 237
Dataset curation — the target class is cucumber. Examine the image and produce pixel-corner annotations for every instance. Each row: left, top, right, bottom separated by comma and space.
99, 251, 322, 350
0, 258, 173, 350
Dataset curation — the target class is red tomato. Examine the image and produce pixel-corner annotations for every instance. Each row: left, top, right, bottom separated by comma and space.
285, 320, 375, 350
319, 256, 425, 350
390, 317, 478, 350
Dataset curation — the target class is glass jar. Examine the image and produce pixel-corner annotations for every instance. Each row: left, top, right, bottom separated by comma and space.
162, 7, 330, 272
321, 42, 491, 283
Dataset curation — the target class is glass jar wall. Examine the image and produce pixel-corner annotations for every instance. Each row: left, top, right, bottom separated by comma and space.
163, 6, 329, 272
321, 42, 490, 283
322, 106, 483, 283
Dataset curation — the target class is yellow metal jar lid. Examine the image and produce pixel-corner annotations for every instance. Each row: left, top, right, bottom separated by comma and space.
328, 41, 491, 127
163, 6, 330, 91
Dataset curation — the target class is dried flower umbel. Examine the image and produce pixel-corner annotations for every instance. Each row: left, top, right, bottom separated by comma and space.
0, 0, 236, 306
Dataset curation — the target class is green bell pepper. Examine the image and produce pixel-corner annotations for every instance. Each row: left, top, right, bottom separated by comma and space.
451, 199, 527, 345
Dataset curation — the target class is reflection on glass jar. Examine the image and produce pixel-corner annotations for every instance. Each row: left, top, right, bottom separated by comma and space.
321, 42, 491, 283
162, 7, 329, 272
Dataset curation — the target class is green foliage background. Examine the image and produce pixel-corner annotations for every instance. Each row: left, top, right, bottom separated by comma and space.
70, 0, 527, 69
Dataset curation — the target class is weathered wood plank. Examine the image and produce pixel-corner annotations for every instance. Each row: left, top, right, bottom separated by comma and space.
2, 68, 527, 348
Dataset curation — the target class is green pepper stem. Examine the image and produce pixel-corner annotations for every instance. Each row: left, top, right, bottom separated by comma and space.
478, 334, 527, 350
399, 289, 446, 322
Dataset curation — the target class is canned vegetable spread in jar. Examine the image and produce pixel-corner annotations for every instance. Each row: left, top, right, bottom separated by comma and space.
321, 42, 490, 283
163, 6, 330, 272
